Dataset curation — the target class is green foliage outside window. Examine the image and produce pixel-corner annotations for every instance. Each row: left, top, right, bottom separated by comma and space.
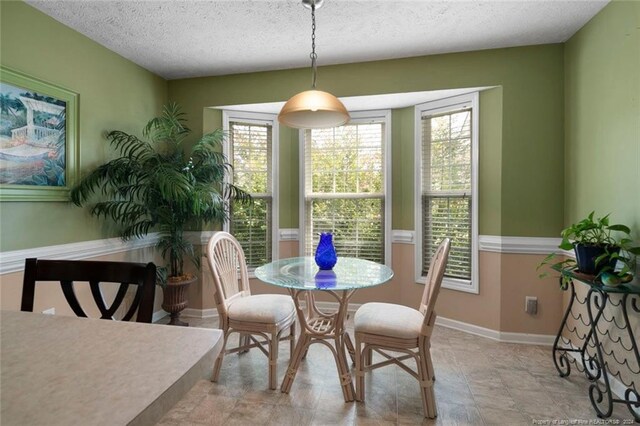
231, 198, 272, 268
228, 121, 272, 268
422, 110, 473, 280
306, 123, 385, 263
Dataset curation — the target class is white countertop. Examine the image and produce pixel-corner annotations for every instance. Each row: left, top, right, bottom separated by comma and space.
0, 311, 223, 426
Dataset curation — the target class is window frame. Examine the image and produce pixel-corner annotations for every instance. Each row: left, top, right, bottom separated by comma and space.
414, 93, 479, 293
299, 109, 392, 267
222, 110, 279, 267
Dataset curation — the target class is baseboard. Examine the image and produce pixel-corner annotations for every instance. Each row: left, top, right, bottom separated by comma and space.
435, 316, 555, 346
182, 308, 218, 318
435, 316, 501, 340
498, 330, 556, 346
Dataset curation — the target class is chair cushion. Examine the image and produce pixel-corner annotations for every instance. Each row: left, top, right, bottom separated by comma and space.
227, 294, 295, 324
354, 302, 424, 339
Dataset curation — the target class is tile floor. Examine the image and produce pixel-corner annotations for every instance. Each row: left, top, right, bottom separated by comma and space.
157, 316, 636, 425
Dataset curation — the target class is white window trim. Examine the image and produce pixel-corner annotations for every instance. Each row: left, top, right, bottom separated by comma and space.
299, 109, 392, 267
222, 110, 279, 264
414, 93, 479, 294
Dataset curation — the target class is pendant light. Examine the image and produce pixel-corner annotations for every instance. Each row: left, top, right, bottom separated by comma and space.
278, 0, 350, 129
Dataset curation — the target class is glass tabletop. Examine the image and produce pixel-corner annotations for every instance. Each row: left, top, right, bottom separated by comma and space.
254, 257, 394, 291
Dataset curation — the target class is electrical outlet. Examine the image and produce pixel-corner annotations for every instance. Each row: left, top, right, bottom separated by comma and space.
525, 297, 537, 315
42, 307, 55, 315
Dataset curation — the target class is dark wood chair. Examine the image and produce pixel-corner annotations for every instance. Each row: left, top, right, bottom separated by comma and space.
21, 258, 157, 323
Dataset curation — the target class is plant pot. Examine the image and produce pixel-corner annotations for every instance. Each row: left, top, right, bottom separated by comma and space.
574, 244, 619, 276
162, 275, 197, 326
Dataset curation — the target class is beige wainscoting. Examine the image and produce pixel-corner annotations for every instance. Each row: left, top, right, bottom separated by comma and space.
1, 234, 564, 340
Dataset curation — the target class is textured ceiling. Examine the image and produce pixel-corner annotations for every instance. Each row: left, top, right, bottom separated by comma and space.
26, 0, 609, 80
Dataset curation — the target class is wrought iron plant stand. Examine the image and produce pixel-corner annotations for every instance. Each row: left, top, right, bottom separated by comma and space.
552, 266, 640, 422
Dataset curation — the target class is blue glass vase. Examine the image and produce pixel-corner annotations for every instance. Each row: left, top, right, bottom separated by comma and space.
315, 232, 337, 270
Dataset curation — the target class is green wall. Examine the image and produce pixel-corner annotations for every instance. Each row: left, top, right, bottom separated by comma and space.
478, 88, 504, 236
170, 45, 563, 236
565, 0, 640, 238
0, 1, 572, 253
391, 107, 416, 231
0, 1, 168, 251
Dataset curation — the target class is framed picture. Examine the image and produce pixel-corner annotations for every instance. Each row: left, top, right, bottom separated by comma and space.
0, 66, 78, 201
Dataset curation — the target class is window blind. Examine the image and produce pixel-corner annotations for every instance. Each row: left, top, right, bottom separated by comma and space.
229, 121, 273, 268
304, 123, 386, 263
421, 109, 473, 279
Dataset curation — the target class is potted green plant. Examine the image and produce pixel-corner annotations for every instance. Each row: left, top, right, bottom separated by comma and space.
71, 103, 250, 325
538, 211, 640, 287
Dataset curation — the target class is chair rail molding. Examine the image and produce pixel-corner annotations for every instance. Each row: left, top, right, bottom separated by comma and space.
1, 234, 569, 275
0, 234, 159, 275
197, 232, 565, 256
478, 236, 562, 254
392, 230, 415, 244
279, 228, 299, 241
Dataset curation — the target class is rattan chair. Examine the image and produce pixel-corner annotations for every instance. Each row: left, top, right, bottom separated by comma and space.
353, 238, 451, 418
206, 232, 296, 390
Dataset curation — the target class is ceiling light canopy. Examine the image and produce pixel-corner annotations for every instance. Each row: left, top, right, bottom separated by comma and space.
278, 0, 349, 129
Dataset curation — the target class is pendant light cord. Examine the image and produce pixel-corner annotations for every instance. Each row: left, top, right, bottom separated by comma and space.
310, 2, 318, 89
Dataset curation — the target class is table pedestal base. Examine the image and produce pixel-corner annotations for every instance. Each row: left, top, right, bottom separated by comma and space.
281, 289, 356, 402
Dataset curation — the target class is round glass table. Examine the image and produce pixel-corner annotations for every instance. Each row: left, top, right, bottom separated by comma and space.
255, 256, 394, 402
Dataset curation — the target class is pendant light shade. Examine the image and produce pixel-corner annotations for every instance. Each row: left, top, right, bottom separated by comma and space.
278, 89, 349, 129
278, 0, 349, 129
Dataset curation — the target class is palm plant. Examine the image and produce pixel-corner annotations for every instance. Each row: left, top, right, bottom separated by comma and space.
71, 103, 250, 283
